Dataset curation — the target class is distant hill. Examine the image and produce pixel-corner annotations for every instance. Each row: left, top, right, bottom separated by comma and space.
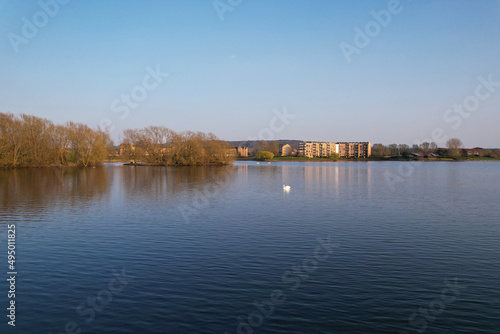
226, 140, 303, 150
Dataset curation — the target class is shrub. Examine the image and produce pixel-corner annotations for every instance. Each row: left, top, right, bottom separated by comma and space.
329, 153, 340, 161
255, 151, 274, 161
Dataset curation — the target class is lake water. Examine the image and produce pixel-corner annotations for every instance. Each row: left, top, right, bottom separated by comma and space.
0, 161, 499, 334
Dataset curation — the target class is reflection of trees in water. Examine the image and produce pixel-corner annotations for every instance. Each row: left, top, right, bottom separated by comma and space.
0, 165, 238, 222
0, 167, 110, 218
120, 165, 237, 199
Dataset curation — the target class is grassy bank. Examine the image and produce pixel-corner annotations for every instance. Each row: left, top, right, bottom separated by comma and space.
271, 156, 339, 162
238, 156, 500, 162
463, 156, 500, 161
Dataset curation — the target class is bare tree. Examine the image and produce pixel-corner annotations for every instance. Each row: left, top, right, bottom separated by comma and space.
68, 122, 110, 167
0, 113, 25, 167
51, 124, 71, 165
446, 138, 463, 157
372, 143, 389, 157
122, 128, 144, 164
388, 144, 399, 156
20, 114, 56, 166
398, 144, 410, 153
420, 142, 431, 153
258, 141, 279, 156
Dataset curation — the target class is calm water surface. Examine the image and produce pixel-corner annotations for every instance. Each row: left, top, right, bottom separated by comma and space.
0, 161, 499, 333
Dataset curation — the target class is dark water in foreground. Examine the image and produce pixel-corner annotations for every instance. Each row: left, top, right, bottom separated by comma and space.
0, 161, 499, 334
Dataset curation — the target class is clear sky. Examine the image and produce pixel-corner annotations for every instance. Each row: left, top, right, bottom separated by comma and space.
1, 0, 499, 147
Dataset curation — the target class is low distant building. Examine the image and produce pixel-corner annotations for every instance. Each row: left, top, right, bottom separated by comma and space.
237, 146, 249, 157
227, 146, 249, 157
410, 152, 439, 159
299, 141, 371, 158
438, 147, 484, 157
463, 148, 483, 156
281, 144, 292, 156
299, 142, 337, 158
337, 142, 371, 158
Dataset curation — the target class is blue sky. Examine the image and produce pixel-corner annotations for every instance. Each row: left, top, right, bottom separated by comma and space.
1, 0, 499, 147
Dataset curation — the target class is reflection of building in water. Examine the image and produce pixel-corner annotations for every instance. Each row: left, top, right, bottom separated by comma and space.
299, 142, 371, 158
366, 165, 371, 199
302, 164, 372, 199
281, 165, 292, 184
304, 165, 340, 194
237, 164, 249, 184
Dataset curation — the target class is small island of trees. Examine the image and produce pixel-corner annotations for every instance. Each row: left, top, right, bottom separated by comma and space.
121, 126, 233, 166
0, 113, 234, 168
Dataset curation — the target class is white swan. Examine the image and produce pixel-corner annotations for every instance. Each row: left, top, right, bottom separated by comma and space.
283, 184, 291, 191
256, 162, 260, 165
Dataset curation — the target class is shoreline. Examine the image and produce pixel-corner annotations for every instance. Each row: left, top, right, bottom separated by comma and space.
2, 157, 499, 169
238, 157, 500, 163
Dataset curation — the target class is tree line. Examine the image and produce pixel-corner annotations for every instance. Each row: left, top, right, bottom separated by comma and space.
371, 138, 500, 159
372, 141, 438, 157
3, 113, 497, 167
0, 113, 111, 168
121, 126, 233, 166
0, 113, 235, 168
